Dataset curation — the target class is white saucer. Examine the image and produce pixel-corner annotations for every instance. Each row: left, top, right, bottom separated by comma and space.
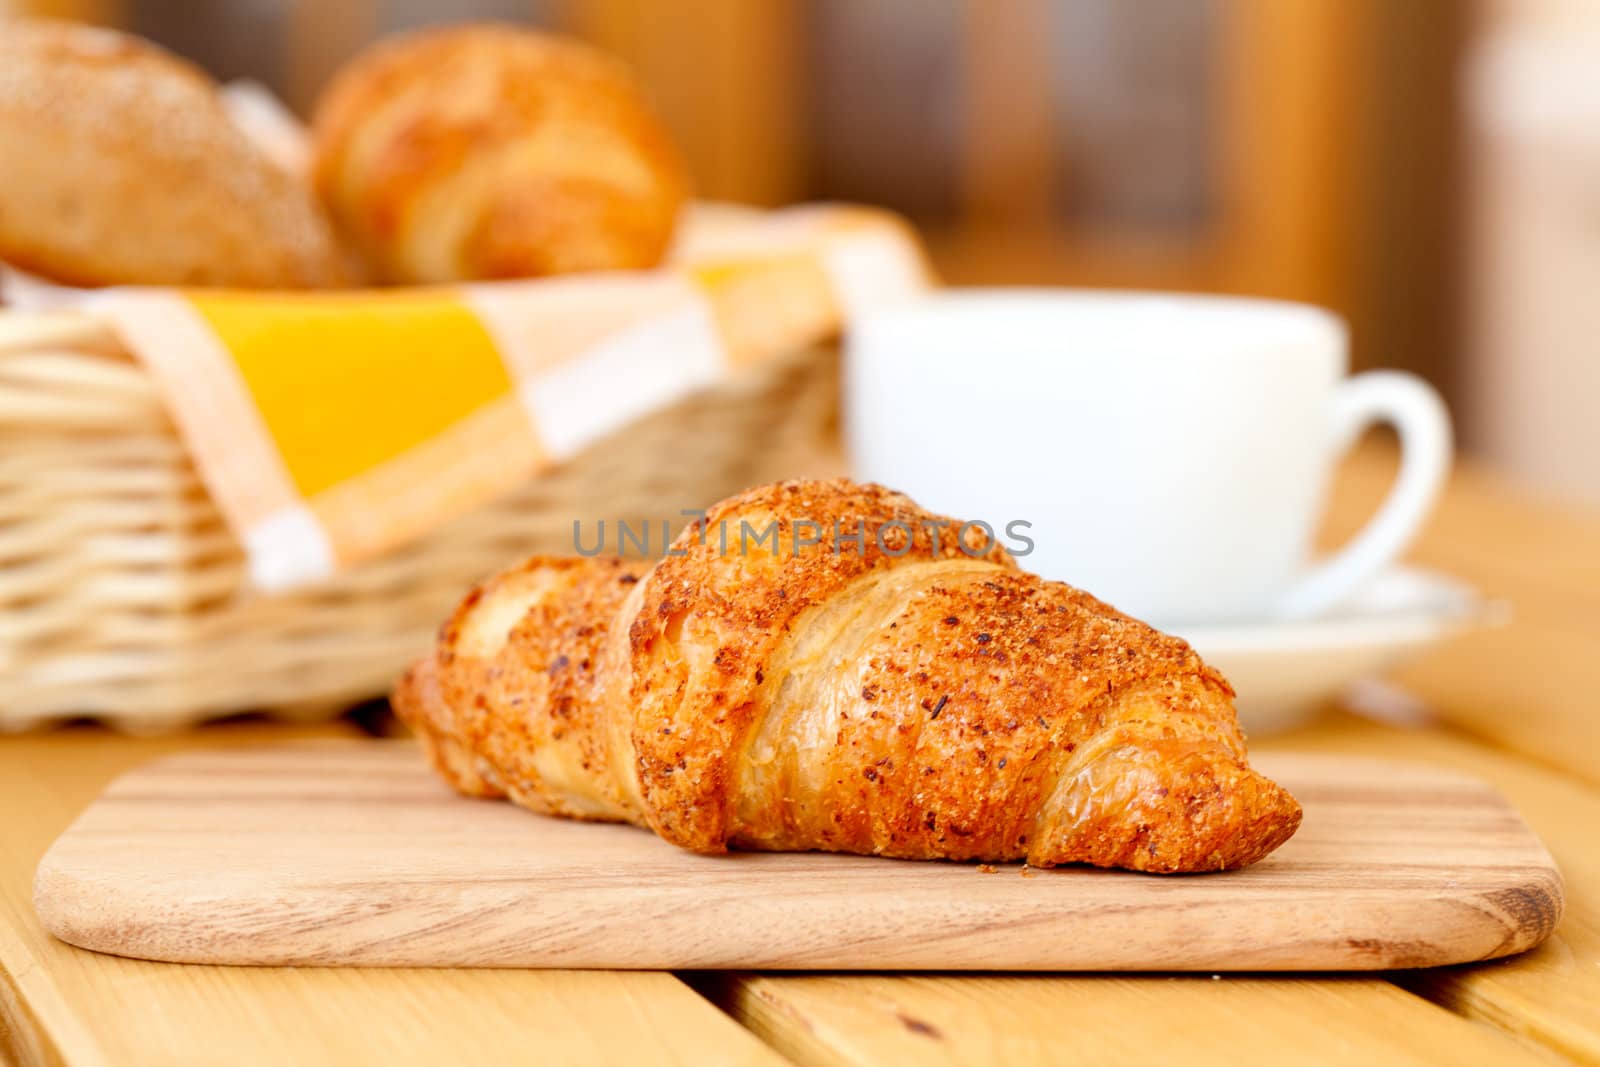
1171, 567, 1502, 736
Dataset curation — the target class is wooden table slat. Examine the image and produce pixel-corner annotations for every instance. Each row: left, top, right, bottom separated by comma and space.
704, 973, 1551, 1067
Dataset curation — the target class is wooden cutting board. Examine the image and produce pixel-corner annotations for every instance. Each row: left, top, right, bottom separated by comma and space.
34, 741, 1562, 971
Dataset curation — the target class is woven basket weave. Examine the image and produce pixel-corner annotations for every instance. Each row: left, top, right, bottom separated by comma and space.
0, 311, 840, 732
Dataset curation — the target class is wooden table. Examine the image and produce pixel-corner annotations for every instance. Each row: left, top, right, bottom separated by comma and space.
2, 446, 1598, 1067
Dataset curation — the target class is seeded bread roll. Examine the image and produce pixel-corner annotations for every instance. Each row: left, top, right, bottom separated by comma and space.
0, 18, 351, 289
311, 24, 689, 284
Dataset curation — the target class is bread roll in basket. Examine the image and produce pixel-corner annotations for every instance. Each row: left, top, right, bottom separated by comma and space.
312, 24, 690, 284
0, 18, 351, 289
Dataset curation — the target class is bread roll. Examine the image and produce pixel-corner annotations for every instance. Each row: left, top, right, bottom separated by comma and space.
0, 18, 351, 289
311, 24, 689, 284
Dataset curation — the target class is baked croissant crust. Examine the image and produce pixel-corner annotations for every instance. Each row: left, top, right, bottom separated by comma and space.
310, 23, 687, 284
395, 479, 1301, 872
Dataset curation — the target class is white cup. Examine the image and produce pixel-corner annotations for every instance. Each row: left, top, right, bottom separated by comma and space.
845, 289, 1452, 625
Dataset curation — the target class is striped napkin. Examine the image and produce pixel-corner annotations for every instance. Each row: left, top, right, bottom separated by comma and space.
62, 204, 930, 591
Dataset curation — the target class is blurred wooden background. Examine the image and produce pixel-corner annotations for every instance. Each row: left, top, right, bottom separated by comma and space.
2, 0, 1470, 408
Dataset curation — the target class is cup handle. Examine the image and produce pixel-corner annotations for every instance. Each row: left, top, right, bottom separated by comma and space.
1276, 371, 1453, 619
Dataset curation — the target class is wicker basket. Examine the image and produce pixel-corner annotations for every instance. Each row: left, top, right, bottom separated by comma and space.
0, 311, 840, 732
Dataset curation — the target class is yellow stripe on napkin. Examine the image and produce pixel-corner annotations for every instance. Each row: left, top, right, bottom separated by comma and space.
191, 289, 517, 498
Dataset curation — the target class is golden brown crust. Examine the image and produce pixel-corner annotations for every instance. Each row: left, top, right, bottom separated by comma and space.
395, 554, 650, 820
397, 654, 505, 800
311, 23, 688, 284
624, 479, 1013, 850
731, 567, 1295, 871
0, 18, 351, 288
394, 478, 1302, 873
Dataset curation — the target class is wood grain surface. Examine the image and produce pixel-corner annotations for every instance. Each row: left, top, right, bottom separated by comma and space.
0, 726, 786, 1067
33, 741, 1561, 972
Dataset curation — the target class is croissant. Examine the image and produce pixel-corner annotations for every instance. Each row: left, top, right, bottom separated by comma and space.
310, 24, 688, 284
394, 479, 1301, 872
